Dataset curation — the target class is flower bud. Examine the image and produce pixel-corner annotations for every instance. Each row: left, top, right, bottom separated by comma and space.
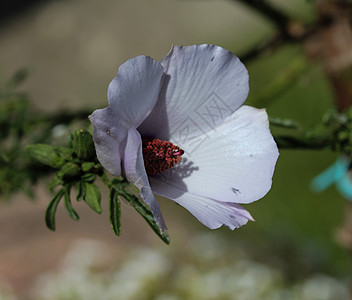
57, 162, 81, 180
71, 129, 95, 161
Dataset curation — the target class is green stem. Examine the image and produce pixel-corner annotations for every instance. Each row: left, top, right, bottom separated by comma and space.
100, 171, 111, 186
269, 117, 302, 130
273, 135, 331, 150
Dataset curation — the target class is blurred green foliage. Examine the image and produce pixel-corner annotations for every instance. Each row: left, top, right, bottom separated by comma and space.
0, 69, 48, 198
0, 69, 92, 198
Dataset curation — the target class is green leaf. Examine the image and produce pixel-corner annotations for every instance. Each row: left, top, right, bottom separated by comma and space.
45, 188, 65, 231
48, 176, 63, 191
81, 173, 96, 182
63, 186, 79, 221
54, 147, 74, 161
71, 129, 95, 161
269, 117, 301, 129
112, 183, 170, 244
84, 182, 102, 214
26, 144, 66, 168
109, 188, 121, 236
57, 162, 81, 180
110, 178, 129, 189
76, 180, 86, 202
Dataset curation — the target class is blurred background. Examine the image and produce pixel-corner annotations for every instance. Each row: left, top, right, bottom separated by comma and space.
0, 0, 351, 299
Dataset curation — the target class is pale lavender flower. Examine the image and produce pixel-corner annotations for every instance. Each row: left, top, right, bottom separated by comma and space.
89, 44, 279, 231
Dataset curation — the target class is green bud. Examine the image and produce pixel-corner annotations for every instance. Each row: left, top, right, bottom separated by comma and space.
71, 129, 95, 161
55, 147, 74, 161
57, 162, 81, 180
82, 162, 95, 172
26, 144, 66, 168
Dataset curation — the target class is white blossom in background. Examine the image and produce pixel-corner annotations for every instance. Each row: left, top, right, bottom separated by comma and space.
32, 238, 351, 300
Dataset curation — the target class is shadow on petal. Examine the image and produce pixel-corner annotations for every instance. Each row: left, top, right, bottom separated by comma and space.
150, 157, 199, 199
138, 74, 172, 141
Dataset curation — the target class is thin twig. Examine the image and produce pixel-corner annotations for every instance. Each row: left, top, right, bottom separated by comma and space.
234, 0, 291, 37
241, 33, 285, 63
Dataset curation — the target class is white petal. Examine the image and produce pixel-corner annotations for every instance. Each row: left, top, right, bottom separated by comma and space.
139, 44, 249, 139
108, 55, 164, 128
90, 55, 163, 176
149, 180, 253, 230
89, 108, 128, 176
151, 106, 279, 204
123, 128, 167, 231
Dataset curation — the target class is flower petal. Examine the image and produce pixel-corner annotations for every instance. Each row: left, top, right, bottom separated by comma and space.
108, 55, 164, 128
90, 55, 164, 176
89, 108, 128, 176
123, 128, 167, 231
149, 180, 253, 230
139, 44, 249, 139
150, 106, 279, 205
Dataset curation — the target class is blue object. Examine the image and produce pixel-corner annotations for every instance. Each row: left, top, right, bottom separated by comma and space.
311, 157, 352, 201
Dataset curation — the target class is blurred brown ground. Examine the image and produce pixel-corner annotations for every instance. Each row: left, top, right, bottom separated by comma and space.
0, 185, 198, 298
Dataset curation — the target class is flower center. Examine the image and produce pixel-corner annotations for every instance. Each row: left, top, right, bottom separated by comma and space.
142, 138, 184, 175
